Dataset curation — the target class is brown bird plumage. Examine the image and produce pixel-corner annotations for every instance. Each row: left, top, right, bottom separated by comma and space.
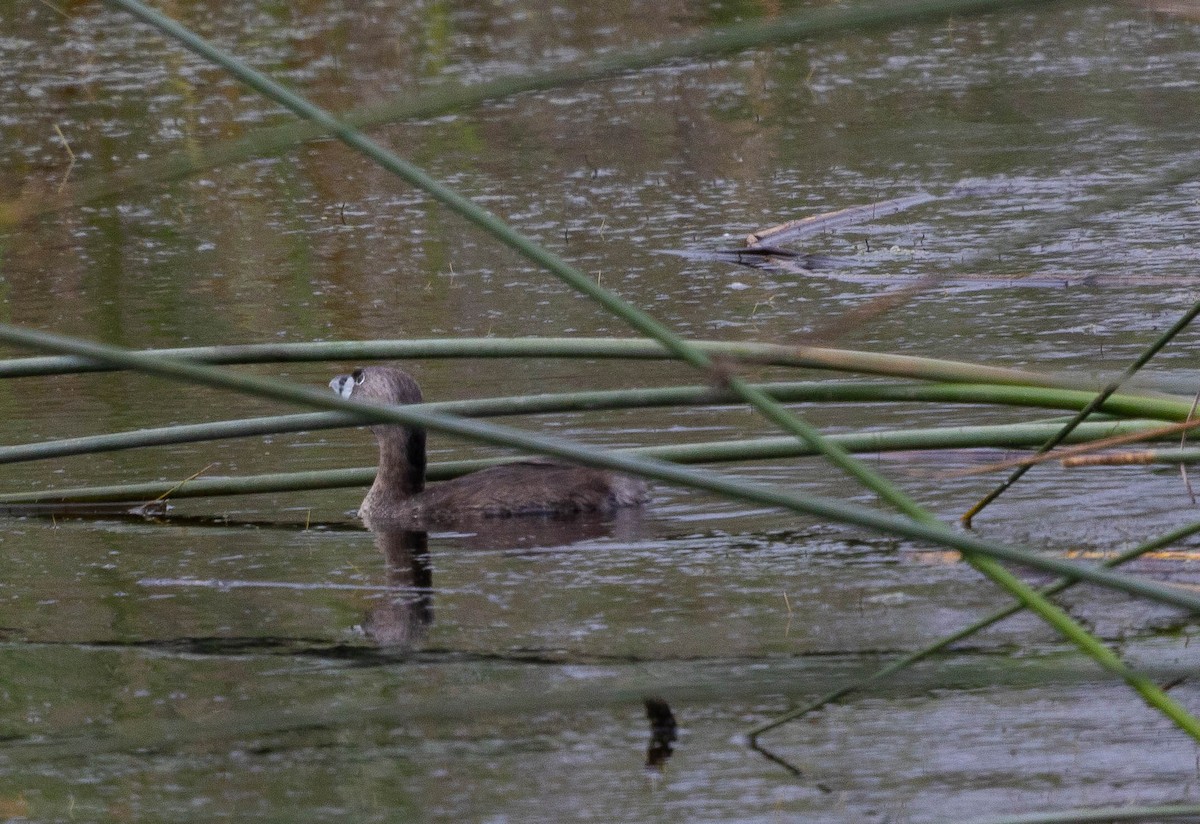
330, 366, 648, 524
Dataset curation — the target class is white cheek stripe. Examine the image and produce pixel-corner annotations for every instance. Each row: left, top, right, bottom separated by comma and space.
329, 377, 355, 399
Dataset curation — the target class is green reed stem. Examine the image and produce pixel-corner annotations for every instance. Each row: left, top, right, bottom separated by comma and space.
747, 518, 1200, 741
2, 324, 1197, 615
0, 379, 1186, 466
0, 419, 1175, 503
0, 339, 1055, 383
963, 297, 1200, 527
0, 468, 375, 505
936, 555, 1200, 739
0, 337, 1102, 387
9, 335, 1196, 396
944, 803, 1200, 824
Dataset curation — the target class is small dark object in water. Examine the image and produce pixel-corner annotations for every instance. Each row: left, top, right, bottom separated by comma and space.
330, 366, 648, 524
644, 695, 677, 769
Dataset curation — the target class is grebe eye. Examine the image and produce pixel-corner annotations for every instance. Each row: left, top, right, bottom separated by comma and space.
352, 369, 365, 384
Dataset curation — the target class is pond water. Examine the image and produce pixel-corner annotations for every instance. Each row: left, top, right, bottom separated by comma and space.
3, 0, 1200, 820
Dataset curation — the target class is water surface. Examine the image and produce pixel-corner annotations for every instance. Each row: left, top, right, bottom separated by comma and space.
3, 1, 1200, 820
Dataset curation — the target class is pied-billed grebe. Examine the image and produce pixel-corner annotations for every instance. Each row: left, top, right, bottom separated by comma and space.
330, 366, 648, 523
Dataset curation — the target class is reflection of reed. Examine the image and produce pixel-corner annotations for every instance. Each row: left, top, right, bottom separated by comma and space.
362, 524, 433, 650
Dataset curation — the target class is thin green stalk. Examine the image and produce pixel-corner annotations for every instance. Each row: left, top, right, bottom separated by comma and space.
0, 419, 1176, 503
747, 518, 1200, 741
0, 412, 354, 465
963, 298, 1200, 526
10, 336, 1199, 398
0, 467, 375, 505
944, 803, 1200, 824
2, 324, 1198, 615
0, 337, 1108, 387
950, 553, 1200, 738
2, 379, 1186, 466
5, 0, 1076, 228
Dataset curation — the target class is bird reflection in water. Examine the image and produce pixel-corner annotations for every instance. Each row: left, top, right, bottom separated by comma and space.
360, 522, 433, 650
357, 511, 645, 651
